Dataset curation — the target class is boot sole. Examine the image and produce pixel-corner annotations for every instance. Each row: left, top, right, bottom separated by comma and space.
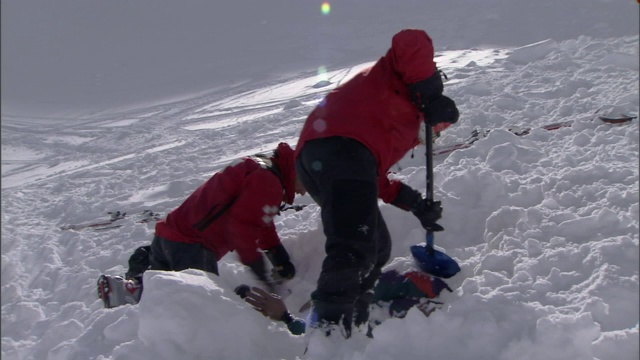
97, 275, 112, 308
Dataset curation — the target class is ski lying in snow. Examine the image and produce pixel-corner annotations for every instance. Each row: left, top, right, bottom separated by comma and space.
594, 105, 637, 124
60, 210, 163, 231
433, 120, 573, 156
597, 114, 637, 124
432, 114, 635, 157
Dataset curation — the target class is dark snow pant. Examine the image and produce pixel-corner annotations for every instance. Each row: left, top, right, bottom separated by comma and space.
296, 136, 392, 333
149, 235, 219, 275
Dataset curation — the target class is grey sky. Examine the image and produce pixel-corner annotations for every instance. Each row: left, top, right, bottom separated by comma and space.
2, 0, 637, 117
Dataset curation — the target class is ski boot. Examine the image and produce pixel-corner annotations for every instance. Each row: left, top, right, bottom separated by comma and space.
106, 211, 126, 221
97, 275, 142, 308
306, 301, 353, 338
138, 210, 162, 223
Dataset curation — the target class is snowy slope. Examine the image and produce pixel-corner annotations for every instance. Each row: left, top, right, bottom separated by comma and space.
2, 1, 639, 360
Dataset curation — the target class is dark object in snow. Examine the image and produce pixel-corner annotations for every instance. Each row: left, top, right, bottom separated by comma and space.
234, 284, 251, 299
312, 80, 332, 88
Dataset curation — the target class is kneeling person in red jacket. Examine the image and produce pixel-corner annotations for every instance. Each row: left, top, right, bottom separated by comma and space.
98, 142, 306, 308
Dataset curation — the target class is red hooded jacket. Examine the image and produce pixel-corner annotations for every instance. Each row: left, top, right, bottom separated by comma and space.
155, 143, 297, 266
294, 29, 438, 203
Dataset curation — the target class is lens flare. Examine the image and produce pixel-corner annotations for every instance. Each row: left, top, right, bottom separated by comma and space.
317, 65, 328, 80
321, 2, 331, 15
312, 160, 324, 171
314, 65, 331, 88
312, 119, 327, 133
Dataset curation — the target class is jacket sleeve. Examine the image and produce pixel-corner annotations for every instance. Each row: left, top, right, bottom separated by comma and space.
224, 169, 284, 266
387, 29, 437, 84
259, 222, 281, 251
378, 175, 404, 204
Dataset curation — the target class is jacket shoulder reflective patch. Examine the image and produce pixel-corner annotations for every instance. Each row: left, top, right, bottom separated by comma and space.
261, 205, 279, 224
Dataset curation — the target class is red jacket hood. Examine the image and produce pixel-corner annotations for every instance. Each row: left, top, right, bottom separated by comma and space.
272, 142, 296, 205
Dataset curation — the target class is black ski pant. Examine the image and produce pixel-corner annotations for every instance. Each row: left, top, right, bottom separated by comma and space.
296, 136, 392, 328
149, 235, 219, 275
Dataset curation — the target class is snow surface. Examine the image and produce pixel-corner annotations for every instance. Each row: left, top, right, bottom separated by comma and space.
1, 1, 639, 360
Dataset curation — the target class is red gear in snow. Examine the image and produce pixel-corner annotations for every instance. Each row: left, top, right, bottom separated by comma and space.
294, 29, 446, 204
155, 143, 297, 266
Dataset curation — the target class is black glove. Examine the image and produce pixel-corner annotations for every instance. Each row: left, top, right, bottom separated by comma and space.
265, 244, 295, 281
234, 284, 251, 299
412, 198, 445, 232
247, 257, 278, 292
409, 72, 459, 127
271, 260, 296, 281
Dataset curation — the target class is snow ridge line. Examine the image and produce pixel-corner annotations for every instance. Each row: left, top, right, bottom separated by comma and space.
432, 115, 635, 157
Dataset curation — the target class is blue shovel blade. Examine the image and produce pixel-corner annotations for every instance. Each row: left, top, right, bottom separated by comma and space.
410, 244, 461, 279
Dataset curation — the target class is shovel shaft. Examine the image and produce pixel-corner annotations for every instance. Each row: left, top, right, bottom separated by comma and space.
424, 122, 436, 250
425, 123, 435, 202
426, 232, 435, 248
411, 119, 461, 278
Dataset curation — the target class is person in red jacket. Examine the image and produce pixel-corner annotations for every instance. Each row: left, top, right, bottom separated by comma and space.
97, 142, 306, 308
294, 29, 459, 337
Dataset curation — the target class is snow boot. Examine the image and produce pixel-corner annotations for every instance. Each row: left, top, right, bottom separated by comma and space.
307, 301, 353, 338
124, 245, 151, 281
353, 291, 374, 328
97, 275, 142, 308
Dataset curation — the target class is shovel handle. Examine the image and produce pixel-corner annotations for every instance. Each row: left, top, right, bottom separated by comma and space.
412, 120, 461, 278
425, 120, 436, 252
426, 232, 435, 255
426, 232, 434, 247
425, 121, 435, 202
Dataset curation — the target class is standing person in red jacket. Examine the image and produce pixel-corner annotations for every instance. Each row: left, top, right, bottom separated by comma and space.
98, 142, 306, 308
294, 29, 459, 337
